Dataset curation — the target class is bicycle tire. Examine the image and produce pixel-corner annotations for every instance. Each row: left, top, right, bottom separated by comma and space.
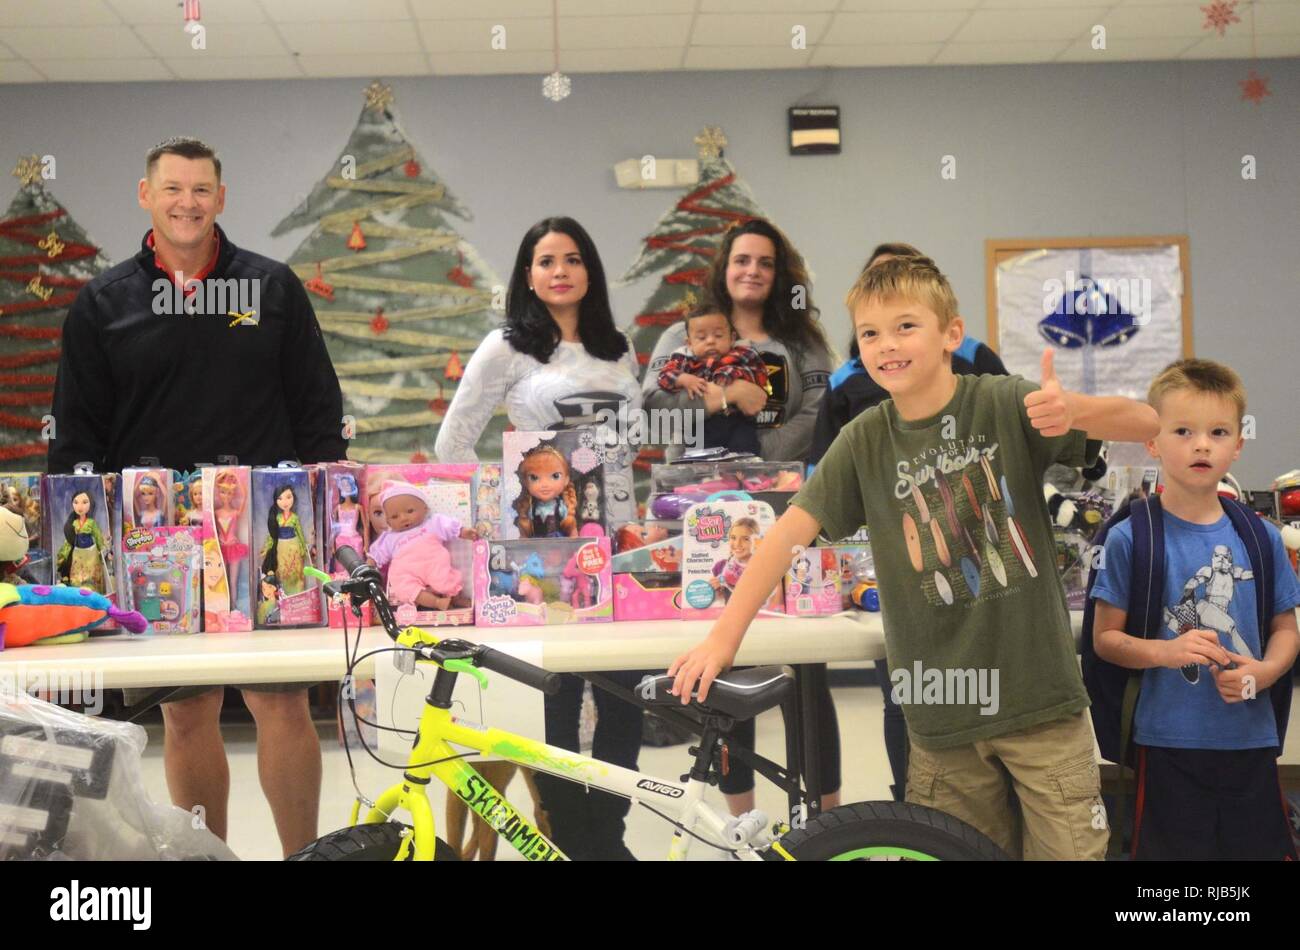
776, 801, 1009, 861
287, 822, 460, 862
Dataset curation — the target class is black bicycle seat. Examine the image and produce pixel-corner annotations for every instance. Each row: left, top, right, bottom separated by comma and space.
644, 666, 793, 720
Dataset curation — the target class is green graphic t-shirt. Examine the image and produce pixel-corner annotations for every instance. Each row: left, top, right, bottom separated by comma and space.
792, 373, 1091, 749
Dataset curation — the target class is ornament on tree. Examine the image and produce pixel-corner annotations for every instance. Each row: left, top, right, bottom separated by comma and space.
272, 81, 505, 463
303, 261, 335, 301
445, 350, 464, 382
1201, 0, 1241, 36
428, 382, 449, 416
346, 220, 367, 251
446, 250, 474, 289
26, 274, 52, 302
36, 228, 64, 259
11, 156, 41, 188
410, 451, 429, 464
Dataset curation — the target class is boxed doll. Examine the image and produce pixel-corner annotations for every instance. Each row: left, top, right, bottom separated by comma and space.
648, 460, 803, 521
43, 470, 118, 601
0, 473, 48, 584
320, 462, 370, 628
501, 430, 608, 539
251, 465, 324, 628
363, 465, 480, 627
121, 525, 201, 634
833, 543, 878, 611
611, 522, 683, 622
173, 470, 206, 530
784, 545, 843, 616
120, 467, 174, 532
680, 499, 783, 619
199, 466, 254, 632
473, 536, 612, 626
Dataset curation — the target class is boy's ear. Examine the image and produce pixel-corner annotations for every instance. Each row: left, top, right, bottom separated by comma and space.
946, 314, 965, 353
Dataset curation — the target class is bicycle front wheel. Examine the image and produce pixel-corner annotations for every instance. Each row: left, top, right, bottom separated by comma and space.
287, 822, 460, 862
776, 801, 1009, 861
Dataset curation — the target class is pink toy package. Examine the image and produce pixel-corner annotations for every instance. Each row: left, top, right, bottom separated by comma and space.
680, 499, 783, 620
501, 430, 608, 540
121, 524, 202, 634
784, 545, 843, 616
322, 461, 370, 628
611, 521, 683, 622
199, 466, 253, 632
473, 536, 612, 626
364, 470, 476, 628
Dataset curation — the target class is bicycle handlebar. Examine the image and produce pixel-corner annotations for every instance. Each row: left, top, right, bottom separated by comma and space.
330, 545, 562, 696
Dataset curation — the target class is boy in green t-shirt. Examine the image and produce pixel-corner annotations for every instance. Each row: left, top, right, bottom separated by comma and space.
668, 257, 1160, 859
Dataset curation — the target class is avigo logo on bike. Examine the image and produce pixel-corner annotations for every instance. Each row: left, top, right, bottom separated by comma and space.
636, 779, 684, 798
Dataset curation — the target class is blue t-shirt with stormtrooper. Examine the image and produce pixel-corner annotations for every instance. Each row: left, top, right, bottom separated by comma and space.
1091, 510, 1300, 751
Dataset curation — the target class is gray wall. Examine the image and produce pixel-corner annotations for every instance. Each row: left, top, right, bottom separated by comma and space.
2, 58, 1296, 486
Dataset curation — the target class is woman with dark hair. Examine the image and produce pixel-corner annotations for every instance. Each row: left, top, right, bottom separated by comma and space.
642, 218, 834, 462
435, 217, 644, 860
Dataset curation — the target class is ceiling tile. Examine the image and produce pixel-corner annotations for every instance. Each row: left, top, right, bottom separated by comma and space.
561, 0, 694, 11
33, 57, 173, 81
105, 0, 267, 24
809, 42, 943, 65
951, 8, 1109, 43
691, 12, 833, 46
1056, 35, 1200, 60
417, 0, 553, 16
3, 26, 153, 58
135, 22, 290, 58
561, 48, 685, 72
429, 49, 554, 75
1179, 32, 1300, 57
280, 21, 423, 55
933, 39, 1073, 63
164, 55, 303, 79
0, 60, 44, 81
682, 45, 815, 68
840, 0, 977, 7
702, 0, 842, 11
0, 0, 118, 27
561, 15, 693, 49
1256, 1, 1300, 34
1094, 3, 1216, 37
418, 18, 553, 52
264, 0, 411, 22
295, 52, 430, 77
0, 39, 14, 59
825, 11, 970, 44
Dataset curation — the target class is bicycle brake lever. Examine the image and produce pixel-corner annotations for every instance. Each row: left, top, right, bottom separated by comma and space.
444, 657, 488, 690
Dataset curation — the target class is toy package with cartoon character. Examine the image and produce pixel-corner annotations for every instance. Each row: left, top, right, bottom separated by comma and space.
250, 465, 323, 628
611, 521, 683, 621
501, 430, 609, 540
320, 461, 370, 628
0, 473, 48, 585
680, 499, 783, 620
198, 465, 254, 632
42, 470, 121, 630
472, 537, 612, 626
363, 464, 479, 627
121, 525, 201, 634
784, 544, 843, 616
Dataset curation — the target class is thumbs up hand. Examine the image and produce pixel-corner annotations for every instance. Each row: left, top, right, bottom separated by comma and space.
1024, 348, 1073, 437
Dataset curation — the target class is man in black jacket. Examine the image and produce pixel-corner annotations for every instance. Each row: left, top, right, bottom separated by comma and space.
48, 137, 346, 857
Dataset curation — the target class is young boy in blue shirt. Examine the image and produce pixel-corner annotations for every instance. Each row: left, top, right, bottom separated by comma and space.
1091, 359, 1300, 859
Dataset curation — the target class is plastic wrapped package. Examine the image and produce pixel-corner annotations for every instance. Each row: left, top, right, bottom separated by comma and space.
0, 689, 237, 861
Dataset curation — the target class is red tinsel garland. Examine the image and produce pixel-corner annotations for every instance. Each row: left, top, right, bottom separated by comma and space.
0, 348, 60, 369
0, 442, 46, 463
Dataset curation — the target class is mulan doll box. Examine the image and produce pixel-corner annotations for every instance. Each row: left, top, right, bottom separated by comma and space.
250, 466, 324, 628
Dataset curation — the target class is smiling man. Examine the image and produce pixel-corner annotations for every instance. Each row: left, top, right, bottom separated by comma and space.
48, 137, 347, 858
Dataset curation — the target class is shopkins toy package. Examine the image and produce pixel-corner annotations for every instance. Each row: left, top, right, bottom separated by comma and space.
501, 430, 608, 539
251, 466, 323, 628
199, 466, 254, 632
473, 536, 612, 626
784, 545, 843, 616
680, 499, 782, 620
121, 525, 201, 634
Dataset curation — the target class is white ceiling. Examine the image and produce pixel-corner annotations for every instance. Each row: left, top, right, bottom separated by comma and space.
0, 0, 1296, 83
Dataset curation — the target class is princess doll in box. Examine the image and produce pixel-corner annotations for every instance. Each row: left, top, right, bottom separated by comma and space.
132, 473, 167, 529
213, 470, 249, 607
367, 481, 477, 610
202, 537, 230, 630
176, 473, 204, 528
57, 490, 108, 591
331, 473, 364, 569
513, 445, 578, 539
259, 483, 308, 596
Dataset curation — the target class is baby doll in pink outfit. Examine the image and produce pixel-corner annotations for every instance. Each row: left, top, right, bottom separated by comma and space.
366, 481, 477, 610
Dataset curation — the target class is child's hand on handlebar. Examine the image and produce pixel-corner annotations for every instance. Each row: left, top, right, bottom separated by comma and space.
667, 636, 736, 705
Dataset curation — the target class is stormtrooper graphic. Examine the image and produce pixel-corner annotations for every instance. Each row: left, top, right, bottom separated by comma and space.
1164, 545, 1254, 684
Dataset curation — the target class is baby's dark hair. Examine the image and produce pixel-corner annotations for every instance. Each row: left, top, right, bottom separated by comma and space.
683, 306, 737, 337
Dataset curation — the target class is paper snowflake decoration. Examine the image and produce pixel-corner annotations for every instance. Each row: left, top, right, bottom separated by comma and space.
542, 71, 571, 102
1239, 68, 1271, 104
1201, 0, 1241, 36
577, 430, 598, 451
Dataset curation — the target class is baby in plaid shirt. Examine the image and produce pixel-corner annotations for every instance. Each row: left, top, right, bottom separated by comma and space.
657, 311, 769, 454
